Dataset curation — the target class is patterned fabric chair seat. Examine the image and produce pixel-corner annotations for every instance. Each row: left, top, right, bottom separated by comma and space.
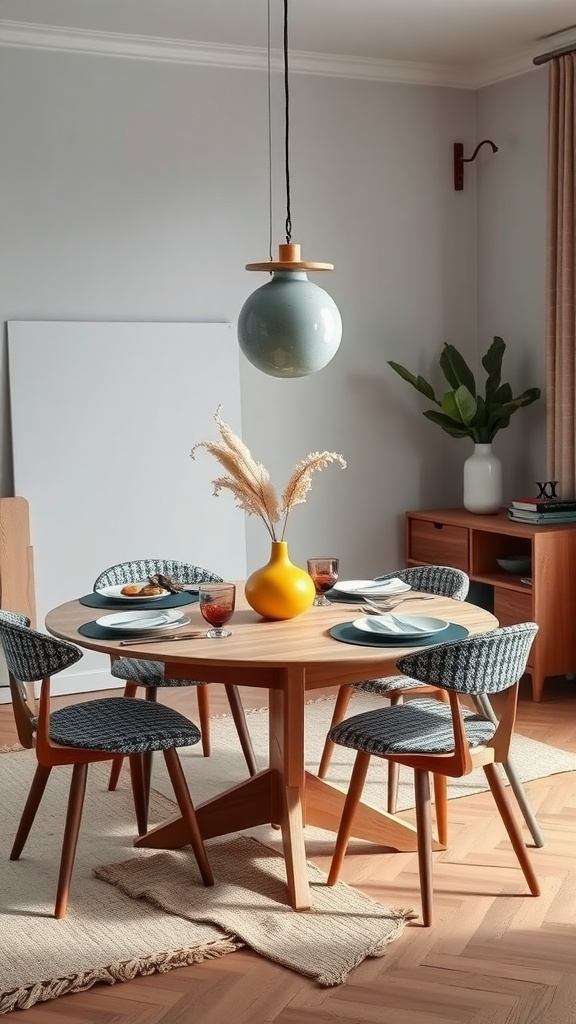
330, 697, 496, 756
47, 697, 201, 752
352, 676, 427, 695
110, 658, 203, 689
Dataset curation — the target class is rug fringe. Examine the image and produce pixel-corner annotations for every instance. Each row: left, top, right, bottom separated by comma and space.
0, 939, 242, 1014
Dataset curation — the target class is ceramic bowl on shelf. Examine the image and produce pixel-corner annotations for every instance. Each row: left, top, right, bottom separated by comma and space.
496, 556, 532, 575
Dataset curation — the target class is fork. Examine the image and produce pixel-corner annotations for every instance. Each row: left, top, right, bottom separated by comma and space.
360, 595, 434, 614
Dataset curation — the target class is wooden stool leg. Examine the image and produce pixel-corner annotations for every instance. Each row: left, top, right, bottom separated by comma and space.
55, 763, 88, 919
432, 773, 448, 847
414, 768, 433, 927
327, 750, 371, 885
483, 763, 540, 896
10, 764, 52, 860
196, 685, 211, 757
108, 681, 140, 791
162, 748, 214, 886
318, 685, 354, 779
224, 684, 258, 776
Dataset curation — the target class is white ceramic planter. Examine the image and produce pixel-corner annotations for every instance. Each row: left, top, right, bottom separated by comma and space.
463, 443, 502, 514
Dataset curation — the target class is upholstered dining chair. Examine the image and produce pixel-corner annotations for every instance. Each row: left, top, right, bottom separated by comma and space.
318, 565, 469, 835
327, 622, 540, 926
0, 610, 213, 919
93, 559, 258, 798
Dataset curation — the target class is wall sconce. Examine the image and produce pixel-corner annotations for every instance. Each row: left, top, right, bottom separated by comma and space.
453, 139, 498, 191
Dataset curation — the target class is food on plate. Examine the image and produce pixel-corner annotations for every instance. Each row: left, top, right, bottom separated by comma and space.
119, 583, 165, 597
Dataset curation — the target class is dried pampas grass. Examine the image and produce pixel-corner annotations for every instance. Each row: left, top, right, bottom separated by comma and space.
191, 408, 346, 541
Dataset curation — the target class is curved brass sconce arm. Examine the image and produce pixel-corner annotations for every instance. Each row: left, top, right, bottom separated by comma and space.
454, 139, 498, 190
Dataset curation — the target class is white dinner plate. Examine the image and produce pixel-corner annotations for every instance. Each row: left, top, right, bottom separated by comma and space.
95, 610, 190, 633
332, 578, 411, 597
352, 614, 449, 639
96, 584, 169, 602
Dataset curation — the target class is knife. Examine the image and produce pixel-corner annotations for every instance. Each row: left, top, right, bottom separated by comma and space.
118, 631, 203, 645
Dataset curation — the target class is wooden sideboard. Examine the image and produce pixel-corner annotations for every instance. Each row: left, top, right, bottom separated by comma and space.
405, 507, 576, 702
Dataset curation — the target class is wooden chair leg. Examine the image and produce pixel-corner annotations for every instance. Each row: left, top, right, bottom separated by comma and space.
414, 767, 433, 927
432, 773, 448, 847
128, 753, 149, 835
474, 694, 544, 847
318, 685, 354, 779
55, 763, 88, 919
196, 685, 211, 757
327, 750, 371, 885
10, 764, 52, 860
108, 681, 140, 791
141, 688, 158, 821
483, 762, 540, 896
224, 684, 258, 776
162, 748, 214, 887
386, 692, 404, 813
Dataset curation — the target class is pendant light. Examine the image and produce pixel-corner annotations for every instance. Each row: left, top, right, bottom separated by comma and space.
237, 0, 342, 379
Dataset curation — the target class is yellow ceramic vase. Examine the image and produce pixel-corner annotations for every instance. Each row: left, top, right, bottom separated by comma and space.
244, 541, 316, 620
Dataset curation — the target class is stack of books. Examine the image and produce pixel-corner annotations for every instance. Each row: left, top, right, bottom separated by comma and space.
508, 497, 576, 524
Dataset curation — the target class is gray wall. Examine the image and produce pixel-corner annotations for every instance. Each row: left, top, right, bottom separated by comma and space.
475, 68, 548, 499
1, 43, 545, 592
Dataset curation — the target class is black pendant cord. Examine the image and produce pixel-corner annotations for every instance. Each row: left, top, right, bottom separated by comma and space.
267, 0, 273, 262
283, 0, 292, 244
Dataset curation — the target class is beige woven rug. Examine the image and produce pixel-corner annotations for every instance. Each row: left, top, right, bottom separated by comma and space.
96, 836, 413, 987
0, 742, 412, 1014
2, 691, 576, 1013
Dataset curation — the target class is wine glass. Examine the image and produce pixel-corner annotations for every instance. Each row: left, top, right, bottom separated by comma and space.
307, 557, 339, 607
198, 583, 236, 638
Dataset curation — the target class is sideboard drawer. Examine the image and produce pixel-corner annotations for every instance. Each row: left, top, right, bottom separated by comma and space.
408, 519, 469, 571
494, 588, 533, 626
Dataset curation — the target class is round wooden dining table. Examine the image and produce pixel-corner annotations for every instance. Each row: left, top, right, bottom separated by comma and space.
46, 589, 497, 910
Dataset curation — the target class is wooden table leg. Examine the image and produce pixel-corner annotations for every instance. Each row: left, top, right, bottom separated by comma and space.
269, 673, 310, 910
134, 770, 273, 849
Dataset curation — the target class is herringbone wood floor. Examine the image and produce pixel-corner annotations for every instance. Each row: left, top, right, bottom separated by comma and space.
1, 675, 575, 1024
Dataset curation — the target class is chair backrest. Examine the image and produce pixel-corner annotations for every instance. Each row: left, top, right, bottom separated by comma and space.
396, 623, 538, 776
396, 623, 538, 696
0, 612, 82, 749
93, 559, 223, 590
375, 565, 469, 601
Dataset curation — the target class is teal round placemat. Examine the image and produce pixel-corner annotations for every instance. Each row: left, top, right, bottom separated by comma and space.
329, 621, 469, 648
78, 617, 192, 640
79, 592, 197, 610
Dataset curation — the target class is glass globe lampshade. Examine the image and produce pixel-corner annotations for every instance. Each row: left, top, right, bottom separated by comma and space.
238, 243, 342, 379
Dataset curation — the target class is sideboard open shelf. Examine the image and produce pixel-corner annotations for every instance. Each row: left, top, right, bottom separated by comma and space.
405, 507, 576, 702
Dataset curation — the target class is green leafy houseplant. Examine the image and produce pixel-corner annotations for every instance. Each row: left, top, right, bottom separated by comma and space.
388, 336, 541, 443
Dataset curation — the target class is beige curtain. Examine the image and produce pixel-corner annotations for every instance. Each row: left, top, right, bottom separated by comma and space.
546, 54, 576, 496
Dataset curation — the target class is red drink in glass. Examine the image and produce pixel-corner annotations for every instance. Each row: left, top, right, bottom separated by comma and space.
198, 583, 236, 638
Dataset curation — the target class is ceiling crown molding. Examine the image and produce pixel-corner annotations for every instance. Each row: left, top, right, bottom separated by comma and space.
0, 18, 549, 90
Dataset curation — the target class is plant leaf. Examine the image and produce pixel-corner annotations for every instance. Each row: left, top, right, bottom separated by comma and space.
423, 409, 471, 437
482, 336, 505, 404
441, 386, 477, 427
439, 344, 477, 396
388, 361, 437, 402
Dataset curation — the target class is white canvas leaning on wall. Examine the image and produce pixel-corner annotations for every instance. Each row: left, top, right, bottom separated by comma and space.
8, 320, 246, 695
